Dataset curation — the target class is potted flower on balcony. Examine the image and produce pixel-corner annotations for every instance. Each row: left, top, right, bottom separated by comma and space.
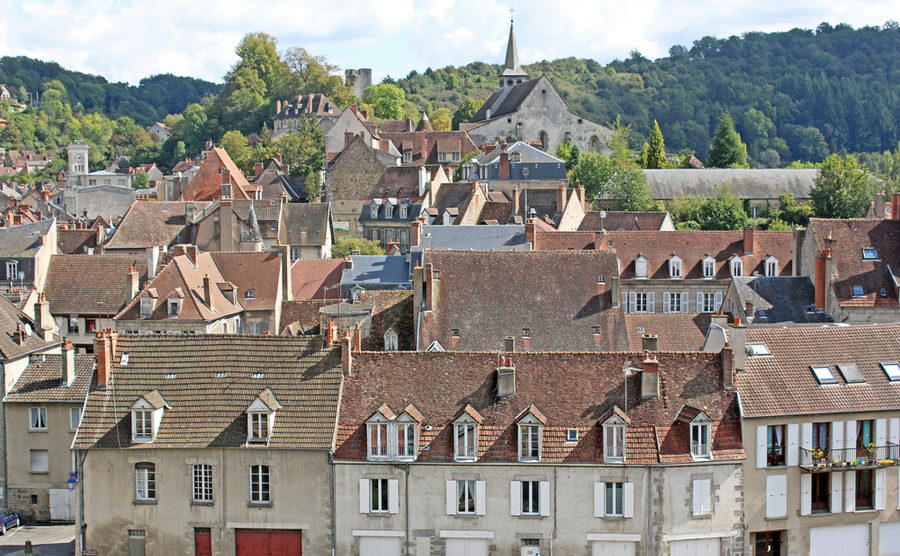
812, 448, 826, 467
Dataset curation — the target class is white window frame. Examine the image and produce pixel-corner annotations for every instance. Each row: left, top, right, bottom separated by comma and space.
454, 420, 478, 461
248, 411, 269, 441
699, 292, 722, 313
730, 257, 743, 277
290, 248, 299, 262
371, 478, 390, 513
521, 480, 541, 515
133, 409, 152, 440
635, 255, 648, 279
518, 419, 542, 462
668, 256, 682, 278
702, 256, 716, 279
30, 449, 49, 473
692, 478, 712, 516
447, 479, 486, 516
384, 329, 399, 351
6, 260, 18, 281
663, 292, 688, 313
370, 204, 378, 218
691, 419, 712, 460
594, 482, 634, 518
167, 298, 181, 318
135, 463, 156, 501
606, 482, 626, 516
765, 256, 778, 277
395, 417, 418, 461
367, 420, 390, 460
250, 464, 270, 504
192, 464, 213, 503
603, 417, 627, 463
70, 407, 82, 431
402, 152, 412, 163
29, 407, 47, 430
399, 204, 408, 219
360, 478, 399, 514
385, 204, 393, 219
140, 297, 153, 318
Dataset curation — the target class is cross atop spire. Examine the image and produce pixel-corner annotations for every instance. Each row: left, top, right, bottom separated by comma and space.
509, 7, 515, 22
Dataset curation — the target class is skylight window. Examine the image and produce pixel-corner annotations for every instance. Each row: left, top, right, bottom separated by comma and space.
747, 343, 771, 356
837, 363, 865, 384
880, 362, 900, 381
852, 285, 864, 297
636, 327, 645, 333
164, 373, 177, 379
812, 365, 838, 385
862, 248, 878, 260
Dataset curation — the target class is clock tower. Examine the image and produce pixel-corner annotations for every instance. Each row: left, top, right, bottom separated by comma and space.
66, 142, 90, 187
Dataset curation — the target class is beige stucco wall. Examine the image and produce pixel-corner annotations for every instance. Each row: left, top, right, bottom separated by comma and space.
620, 279, 729, 314
742, 413, 900, 556
334, 461, 743, 556
80, 448, 332, 556
116, 315, 242, 335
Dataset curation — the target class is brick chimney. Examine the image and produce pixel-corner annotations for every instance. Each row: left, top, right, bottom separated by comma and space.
815, 249, 826, 309
341, 330, 352, 377
283, 164, 290, 176
482, 143, 496, 155
577, 185, 586, 212
353, 322, 362, 353
13, 323, 25, 346
34, 293, 53, 340
345, 131, 354, 149
325, 320, 337, 345
512, 185, 520, 215
521, 331, 530, 351
496, 356, 516, 398
557, 184, 567, 213
350, 104, 358, 115
254, 162, 264, 179
450, 332, 459, 350
62, 341, 75, 385
641, 334, 658, 352
499, 150, 509, 180
721, 342, 734, 390
276, 100, 282, 113
410, 219, 422, 248
893, 193, 900, 220
641, 356, 659, 399
874, 191, 886, 218
424, 262, 434, 311
127, 265, 139, 299
743, 225, 754, 255
203, 274, 212, 307
94, 331, 111, 388
404, 115, 413, 132
525, 218, 535, 246
343, 256, 353, 271
185, 245, 198, 265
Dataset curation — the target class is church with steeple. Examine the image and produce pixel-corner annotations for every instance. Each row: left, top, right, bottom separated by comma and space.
461, 22, 612, 155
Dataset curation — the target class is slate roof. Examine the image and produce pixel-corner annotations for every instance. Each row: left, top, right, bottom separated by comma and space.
44, 255, 148, 315
599, 230, 793, 279
410, 225, 530, 252
105, 201, 200, 250
74, 335, 343, 450
280, 203, 330, 246
420, 250, 629, 352
472, 141, 563, 164
0, 219, 54, 258
729, 276, 828, 323
341, 256, 410, 289
209, 251, 283, 312
579, 211, 670, 232
737, 324, 900, 418
291, 259, 343, 300
807, 218, 900, 307
0, 296, 52, 361
470, 78, 542, 121
644, 169, 817, 200
4, 353, 93, 403
335, 351, 743, 464
517, 188, 562, 222
623, 313, 712, 352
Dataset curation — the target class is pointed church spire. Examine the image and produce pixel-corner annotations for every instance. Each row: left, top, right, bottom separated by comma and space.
501, 22, 526, 78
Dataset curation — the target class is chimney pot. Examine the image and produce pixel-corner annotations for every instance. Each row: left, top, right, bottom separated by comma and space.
641, 357, 659, 399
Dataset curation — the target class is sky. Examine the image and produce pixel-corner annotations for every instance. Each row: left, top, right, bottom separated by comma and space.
1, 0, 900, 87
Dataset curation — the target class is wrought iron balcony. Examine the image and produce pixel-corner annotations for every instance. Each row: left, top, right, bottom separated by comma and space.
800, 443, 900, 471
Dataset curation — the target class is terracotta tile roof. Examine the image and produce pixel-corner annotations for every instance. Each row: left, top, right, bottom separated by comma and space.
273, 93, 336, 120
624, 313, 712, 352
478, 195, 513, 225
280, 300, 328, 335
57, 228, 98, 254
807, 218, 900, 307
420, 250, 629, 351
379, 119, 412, 134
378, 131, 478, 166
179, 148, 251, 202
0, 296, 53, 360
334, 351, 742, 464
44, 255, 147, 315
291, 259, 343, 300
598, 230, 793, 279
533, 230, 598, 251
357, 290, 414, 351
737, 324, 900, 418
74, 335, 343, 450
4, 353, 93, 402
209, 251, 283, 312
579, 211, 669, 232
105, 201, 201, 250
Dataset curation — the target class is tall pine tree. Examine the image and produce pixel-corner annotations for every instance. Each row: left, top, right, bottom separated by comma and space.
707, 113, 748, 168
646, 120, 668, 169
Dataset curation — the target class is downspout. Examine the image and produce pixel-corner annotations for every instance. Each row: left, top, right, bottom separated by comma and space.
646, 465, 652, 556
329, 451, 336, 556
405, 464, 410, 556
78, 449, 88, 555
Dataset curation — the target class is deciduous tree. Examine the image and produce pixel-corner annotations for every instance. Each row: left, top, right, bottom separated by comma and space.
811, 154, 875, 218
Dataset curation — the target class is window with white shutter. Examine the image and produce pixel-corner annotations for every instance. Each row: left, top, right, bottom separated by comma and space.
647, 292, 655, 312
696, 292, 704, 312
800, 474, 811, 516
681, 292, 689, 313
446, 480, 485, 516
832, 421, 844, 463
831, 471, 842, 514
663, 292, 671, 313
787, 424, 799, 467
692, 479, 711, 516
766, 474, 787, 518
844, 470, 856, 513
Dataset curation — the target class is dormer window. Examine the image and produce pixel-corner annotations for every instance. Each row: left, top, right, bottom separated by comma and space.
366, 404, 422, 461
400, 203, 408, 219
385, 203, 393, 219
601, 407, 630, 463
402, 151, 412, 163
246, 388, 281, 445
131, 390, 169, 444
167, 298, 181, 318
516, 405, 546, 462
702, 255, 716, 279
729, 255, 743, 277
764, 255, 778, 277
384, 326, 399, 351
690, 412, 713, 460
634, 255, 648, 279
395, 406, 422, 461
454, 405, 483, 462
370, 204, 378, 218
140, 298, 153, 318
668, 255, 682, 279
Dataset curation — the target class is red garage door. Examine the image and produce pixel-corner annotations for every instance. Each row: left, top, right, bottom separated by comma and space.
235, 529, 302, 556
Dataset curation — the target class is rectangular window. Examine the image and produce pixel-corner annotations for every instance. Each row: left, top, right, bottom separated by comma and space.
6, 261, 17, 281
856, 469, 874, 509
140, 298, 153, 317
370, 204, 378, 218
103, 179, 110, 185
167, 299, 179, 318
456, 423, 477, 460
30, 449, 49, 473
371, 478, 389, 512
250, 464, 270, 503
400, 204, 408, 219
519, 424, 541, 461
702, 292, 717, 313
604, 424, 625, 461
192, 464, 213, 503
118, 179, 125, 186
385, 204, 393, 219
521, 480, 540, 515
68, 317, 79, 334
766, 260, 777, 276
856, 420, 873, 458
863, 248, 878, 260
811, 472, 829, 512
368, 423, 388, 457
691, 423, 711, 459
605, 482, 624, 516
692, 478, 711, 516
396, 423, 416, 458
135, 463, 156, 500
731, 259, 743, 277
249, 413, 268, 440
703, 259, 715, 278
813, 422, 830, 451
70, 408, 82, 431
85, 318, 98, 333
458, 480, 476, 514
768, 425, 786, 466
669, 259, 681, 278
402, 152, 412, 163
290, 248, 298, 262
754, 531, 781, 556
29, 407, 47, 430
634, 292, 648, 313
134, 410, 152, 438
